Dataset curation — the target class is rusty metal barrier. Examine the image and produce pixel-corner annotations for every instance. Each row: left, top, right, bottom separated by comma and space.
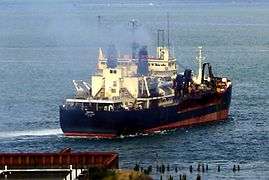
0, 148, 118, 169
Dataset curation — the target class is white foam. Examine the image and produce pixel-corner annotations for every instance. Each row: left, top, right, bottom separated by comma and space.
259, 49, 269, 52
0, 128, 63, 138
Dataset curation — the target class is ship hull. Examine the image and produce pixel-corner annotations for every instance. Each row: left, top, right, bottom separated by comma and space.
60, 87, 232, 138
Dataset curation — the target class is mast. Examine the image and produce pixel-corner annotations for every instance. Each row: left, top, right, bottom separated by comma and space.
129, 19, 138, 59
167, 13, 170, 49
196, 46, 206, 84
157, 29, 165, 48
98, 48, 105, 61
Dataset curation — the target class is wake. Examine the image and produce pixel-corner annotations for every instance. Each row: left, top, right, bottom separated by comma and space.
0, 128, 63, 138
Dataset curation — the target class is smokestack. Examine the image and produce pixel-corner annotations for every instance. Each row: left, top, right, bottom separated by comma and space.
138, 46, 148, 76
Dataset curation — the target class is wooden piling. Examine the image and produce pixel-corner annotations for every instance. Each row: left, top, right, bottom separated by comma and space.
189, 165, 193, 173
197, 164, 201, 172
167, 164, 170, 171
233, 165, 236, 172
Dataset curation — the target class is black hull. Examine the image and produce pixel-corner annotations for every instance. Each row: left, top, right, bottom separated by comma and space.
60, 87, 232, 138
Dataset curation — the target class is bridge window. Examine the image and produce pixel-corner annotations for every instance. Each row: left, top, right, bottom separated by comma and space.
111, 89, 116, 93
110, 70, 117, 74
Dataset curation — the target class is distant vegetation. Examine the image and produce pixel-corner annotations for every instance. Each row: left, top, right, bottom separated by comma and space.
87, 168, 152, 180
103, 170, 152, 180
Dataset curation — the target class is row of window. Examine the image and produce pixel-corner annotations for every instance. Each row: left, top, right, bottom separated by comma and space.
148, 63, 175, 66
104, 63, 175, 69
110, 70, 117, 74
149, 63, 166, 66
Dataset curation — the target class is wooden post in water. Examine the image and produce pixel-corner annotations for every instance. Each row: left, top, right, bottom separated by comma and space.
197, 164, 201, 172
233, 165, 236, 172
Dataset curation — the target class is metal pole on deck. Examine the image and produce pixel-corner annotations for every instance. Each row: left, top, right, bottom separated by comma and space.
4, 165, 7, 179
69, 165, 72, 180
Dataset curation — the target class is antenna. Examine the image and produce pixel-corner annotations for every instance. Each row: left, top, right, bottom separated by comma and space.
157, 30, 159, 47
129, 19, 138, 35
128, 19, 139, 59
167, 13, 170, 48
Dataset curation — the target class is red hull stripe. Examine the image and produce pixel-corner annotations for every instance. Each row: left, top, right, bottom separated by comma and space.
64, 132, 117, 138
178, 102, 221, 113
145, 109, 229, 133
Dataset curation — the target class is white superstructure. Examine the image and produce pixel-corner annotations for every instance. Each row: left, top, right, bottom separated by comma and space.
70, 45, 178, 109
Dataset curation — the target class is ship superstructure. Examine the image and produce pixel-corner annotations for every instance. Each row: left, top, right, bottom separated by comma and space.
60, 33, 232, 138
76, 39, 178, 110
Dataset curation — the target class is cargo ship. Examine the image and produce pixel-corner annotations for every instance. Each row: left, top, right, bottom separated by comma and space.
59, 33, 232, 138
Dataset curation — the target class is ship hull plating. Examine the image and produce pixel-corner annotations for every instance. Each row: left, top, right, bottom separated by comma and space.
60, 87, 232, 138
